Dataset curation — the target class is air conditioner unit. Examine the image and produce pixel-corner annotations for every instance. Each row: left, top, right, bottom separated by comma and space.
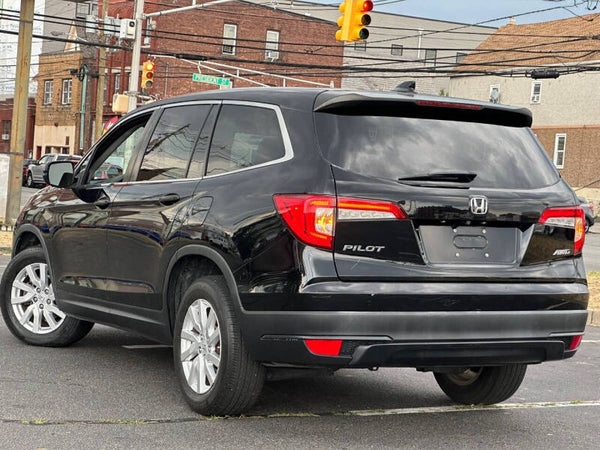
265, 50, 279, 61
1, 134, 9, 141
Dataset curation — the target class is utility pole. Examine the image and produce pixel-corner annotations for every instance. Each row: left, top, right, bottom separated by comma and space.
94, 0, 110, 141
4, 0, 34, 226
128, 0, 145, 112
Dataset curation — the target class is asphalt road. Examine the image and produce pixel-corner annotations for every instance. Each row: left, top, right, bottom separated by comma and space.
0, 187, 598, 448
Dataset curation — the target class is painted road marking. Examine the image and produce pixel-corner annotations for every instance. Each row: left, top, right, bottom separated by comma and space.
3, 400, 599, 426
122, 344, 172, 350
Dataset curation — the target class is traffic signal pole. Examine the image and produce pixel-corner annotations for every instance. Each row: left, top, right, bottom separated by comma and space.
128, 0, 145, 112
4, 0, 34, 227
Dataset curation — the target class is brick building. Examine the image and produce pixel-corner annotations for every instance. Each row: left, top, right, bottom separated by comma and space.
33, 50, 95, 157
99, 0, 343, 124
450, 14, 600, 190
0, 97, 36, 157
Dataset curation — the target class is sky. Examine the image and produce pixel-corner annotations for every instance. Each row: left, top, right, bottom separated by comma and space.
308, 0, 597, 26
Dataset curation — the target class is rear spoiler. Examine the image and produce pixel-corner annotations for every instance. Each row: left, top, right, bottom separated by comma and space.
314, 93, 533, 128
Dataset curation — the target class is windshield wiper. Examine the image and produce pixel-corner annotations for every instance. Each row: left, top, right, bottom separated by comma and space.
398, 172, 477, 183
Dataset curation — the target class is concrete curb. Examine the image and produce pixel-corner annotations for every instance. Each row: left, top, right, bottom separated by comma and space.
587, 309, 600, 327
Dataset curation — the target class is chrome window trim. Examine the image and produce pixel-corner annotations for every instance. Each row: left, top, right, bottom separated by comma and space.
92, 100, 293, 186
203, 100, 294, 180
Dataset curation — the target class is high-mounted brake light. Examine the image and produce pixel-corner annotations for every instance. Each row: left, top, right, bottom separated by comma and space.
538, 206, 585, 255
304, 339, 343, 356
416, 100, 483, 110
273, 195, 406, 250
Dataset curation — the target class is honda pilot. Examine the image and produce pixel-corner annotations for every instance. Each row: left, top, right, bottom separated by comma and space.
0, 88, 588, 415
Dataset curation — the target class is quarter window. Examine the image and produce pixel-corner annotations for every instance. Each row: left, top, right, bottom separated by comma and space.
62, 79, 72, 105
206, 105, 286, 176
43, 80, 53, 105
553, 134, 566, 169
138, 105, 212, 181
223, 24, 237, 55
531, 81, 542, 104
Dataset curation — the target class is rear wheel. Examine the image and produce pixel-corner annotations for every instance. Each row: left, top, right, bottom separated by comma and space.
585, 219, 591, 233
173, 276, 265, 416
434, 365, 527, 405
0, 247, 94, 346
26, 173, 34, 188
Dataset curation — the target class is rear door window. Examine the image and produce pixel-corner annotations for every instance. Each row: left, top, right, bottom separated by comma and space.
206, 104, 285, 176
315, 114, 559, 189
137, 105, 212, 181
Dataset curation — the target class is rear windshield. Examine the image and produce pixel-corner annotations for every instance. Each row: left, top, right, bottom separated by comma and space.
315, 114, 559, 189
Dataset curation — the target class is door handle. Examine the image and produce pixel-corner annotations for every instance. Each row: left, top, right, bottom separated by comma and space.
159, 193, 180, 206
94, 197, 110, 209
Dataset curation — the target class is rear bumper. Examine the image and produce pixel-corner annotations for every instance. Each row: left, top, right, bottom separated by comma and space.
240, 309, 588, 368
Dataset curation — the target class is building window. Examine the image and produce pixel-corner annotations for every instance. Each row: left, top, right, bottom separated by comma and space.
489, 85, 500, 104
424, 49, 437, 66
103, 75, 107, 105
222, 24, 237, 55
265, 30, 279, 60
2, 120, 10, 140
456, 52, 467, 64
553, 134, 566, 169
354, 41, 367, 52
114, 73, 120, 95
531, 81, 542, 104
391, 44, 403, 56
75, 3, 90, 19
62, 79, 72, 105
43, 80, 53, 105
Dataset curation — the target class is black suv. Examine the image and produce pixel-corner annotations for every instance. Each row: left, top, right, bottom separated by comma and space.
0, 88, 588, 415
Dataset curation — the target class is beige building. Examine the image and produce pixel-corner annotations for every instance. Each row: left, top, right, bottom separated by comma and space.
247, 1, 495, 94
33, 50, 95, 157
450, 14, 600, 192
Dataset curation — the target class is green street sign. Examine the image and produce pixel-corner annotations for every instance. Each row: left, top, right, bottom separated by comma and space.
192, 73, 231, 87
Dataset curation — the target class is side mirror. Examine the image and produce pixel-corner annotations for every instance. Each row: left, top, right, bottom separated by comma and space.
44, 161, 74, 188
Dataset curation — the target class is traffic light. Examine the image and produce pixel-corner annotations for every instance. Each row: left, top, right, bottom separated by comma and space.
141, 61, 155, 90
336, 0, 373, 42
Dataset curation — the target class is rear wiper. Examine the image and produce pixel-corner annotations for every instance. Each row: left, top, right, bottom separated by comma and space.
398, 172, 477, 183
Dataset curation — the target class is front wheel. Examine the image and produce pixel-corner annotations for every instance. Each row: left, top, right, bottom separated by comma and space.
173, 276, 265, 416
585, 219, 591, 233
26, 173, 34, 188
0, 247, 94, 347
434, 365, 527, 405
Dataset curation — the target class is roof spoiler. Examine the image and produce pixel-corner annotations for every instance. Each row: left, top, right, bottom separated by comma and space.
313, 93, 533, 128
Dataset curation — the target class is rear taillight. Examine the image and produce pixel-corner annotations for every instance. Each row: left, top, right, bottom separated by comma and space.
273, 195, 406, 250
538, 206, 585, 255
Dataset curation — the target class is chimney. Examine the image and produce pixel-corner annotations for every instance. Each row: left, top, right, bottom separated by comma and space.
508, 18, 516, 25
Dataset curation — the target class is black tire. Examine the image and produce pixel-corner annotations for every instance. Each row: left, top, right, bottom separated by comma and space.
26, 173, 34, 188
434, 365, 527, 405
585, 219, 590, 233
173, 276, 265, 416
0, 247, 94, 347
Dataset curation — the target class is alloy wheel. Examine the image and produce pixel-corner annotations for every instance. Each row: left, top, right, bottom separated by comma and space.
180, 298, 222, 394
10, 262, 65, 334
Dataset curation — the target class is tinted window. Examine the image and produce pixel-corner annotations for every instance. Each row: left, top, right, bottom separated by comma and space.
315, 114, 559, 189
87, 115, 149, 185
138, 105, 211, 181
206, 105, 285, 176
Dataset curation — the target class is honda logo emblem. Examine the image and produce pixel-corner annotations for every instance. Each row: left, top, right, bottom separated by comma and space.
469, 196, 488, 215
